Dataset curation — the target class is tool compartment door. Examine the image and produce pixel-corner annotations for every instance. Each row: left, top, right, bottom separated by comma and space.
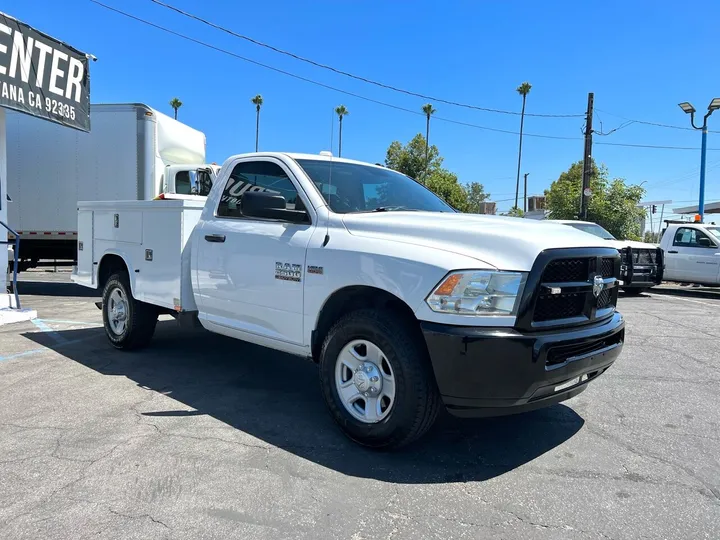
76, 209, 95, 285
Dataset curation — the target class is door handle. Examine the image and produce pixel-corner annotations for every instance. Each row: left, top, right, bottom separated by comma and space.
668, 250, 678, 254
204, 234, 226, 243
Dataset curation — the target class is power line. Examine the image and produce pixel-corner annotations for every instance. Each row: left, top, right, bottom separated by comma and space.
88, 1, 581, 141
87, 2, 446, 116
594, 108, 720, 133
432, 116, 580, 140
595, 141, 720, 150
593, 109, 635, 136
643, 160, 720, 189
87, 2, 720, 153
665, 198, 720, 204
147, 0, 584, 119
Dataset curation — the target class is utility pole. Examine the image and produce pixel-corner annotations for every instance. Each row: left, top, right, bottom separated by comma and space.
580, 92, 594, 220
523, 173, 529, 213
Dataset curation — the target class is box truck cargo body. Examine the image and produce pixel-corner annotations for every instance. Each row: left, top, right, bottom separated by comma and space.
6, 103, 213, 270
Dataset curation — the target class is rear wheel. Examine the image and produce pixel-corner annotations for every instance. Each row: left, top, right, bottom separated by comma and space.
102, 272, 158, 350
319, 309, 440, 449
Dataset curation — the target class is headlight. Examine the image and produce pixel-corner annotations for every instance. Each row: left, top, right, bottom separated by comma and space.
426, 270, 526, 316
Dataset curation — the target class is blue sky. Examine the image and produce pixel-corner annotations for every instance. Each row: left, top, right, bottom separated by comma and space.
6, 0, 720, 216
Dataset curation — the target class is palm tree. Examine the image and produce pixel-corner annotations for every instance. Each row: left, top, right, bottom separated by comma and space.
251, 94, 263, 152
422, 103, 436, 178
335, 105, 349, 157
514, 82, 531, 210
169, 97, 183, 120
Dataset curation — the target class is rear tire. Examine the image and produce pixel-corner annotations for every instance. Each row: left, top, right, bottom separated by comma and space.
318, 309, 440, 449
102, 272, 158, 350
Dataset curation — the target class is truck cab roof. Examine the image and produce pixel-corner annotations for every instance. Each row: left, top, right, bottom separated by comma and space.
217, 152, 389, 170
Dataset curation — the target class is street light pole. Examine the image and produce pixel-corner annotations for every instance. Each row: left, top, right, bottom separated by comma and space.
678, 98, 720, 222
699, 125, 708, 222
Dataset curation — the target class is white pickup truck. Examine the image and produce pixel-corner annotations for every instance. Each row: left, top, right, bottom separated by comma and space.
549, 220, 663, 294
73, 152, 625, 448
660, 222, 720, 285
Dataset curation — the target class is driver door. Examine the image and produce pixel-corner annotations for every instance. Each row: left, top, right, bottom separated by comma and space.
195, 158, 315, 346
668, 227, 720, 283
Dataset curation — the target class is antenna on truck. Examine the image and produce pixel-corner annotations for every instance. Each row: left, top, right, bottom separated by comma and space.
322, 108, 335, 247
322, 154, 333, 247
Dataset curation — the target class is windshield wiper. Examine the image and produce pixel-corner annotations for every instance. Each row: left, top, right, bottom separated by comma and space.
371, 206, 417, 212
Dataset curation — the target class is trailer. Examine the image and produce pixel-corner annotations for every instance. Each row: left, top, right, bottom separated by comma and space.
6, 103, 215, 272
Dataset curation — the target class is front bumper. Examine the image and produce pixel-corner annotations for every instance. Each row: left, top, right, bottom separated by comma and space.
620, 246, 663, 287
620, 265, 661, 288
421, 312, 624, 417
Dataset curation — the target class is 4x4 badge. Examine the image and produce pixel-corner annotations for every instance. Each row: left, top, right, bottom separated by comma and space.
592, 275, 604, 297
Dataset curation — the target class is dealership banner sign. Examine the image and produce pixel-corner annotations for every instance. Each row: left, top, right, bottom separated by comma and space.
0, 12, 90, 132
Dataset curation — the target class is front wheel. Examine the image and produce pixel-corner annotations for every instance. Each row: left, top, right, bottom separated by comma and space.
319, 309, 440, 449
102, 272, 158, 350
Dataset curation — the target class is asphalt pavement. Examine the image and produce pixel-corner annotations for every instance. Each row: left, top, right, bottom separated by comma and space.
1, 272, 719, 539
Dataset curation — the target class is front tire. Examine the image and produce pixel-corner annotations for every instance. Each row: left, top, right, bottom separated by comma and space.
102, 272, 158, 350
319, 309, 440, 449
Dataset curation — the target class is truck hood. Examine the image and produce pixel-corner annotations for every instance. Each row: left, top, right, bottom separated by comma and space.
605, 239, 659, 250
342, 212, 614, 271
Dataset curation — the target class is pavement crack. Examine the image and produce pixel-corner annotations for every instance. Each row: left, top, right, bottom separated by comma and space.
586, 425, 720, 502
497, 509, 615, 538
0, 422, 66, 432
381, 509, 443, 540
108, 508, 171, 529
152, 430, 272, 451
642, 312, 720, 339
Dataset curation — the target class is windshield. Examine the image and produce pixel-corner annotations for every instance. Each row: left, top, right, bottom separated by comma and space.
295, 159, 456, 214
565, 222, 616, 240
707, 227, 720, 241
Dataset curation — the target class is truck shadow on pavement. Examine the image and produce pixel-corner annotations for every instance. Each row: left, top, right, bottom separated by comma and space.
23, 321, 585, 484
17, 280, 100, 298
650, 286, 720, 301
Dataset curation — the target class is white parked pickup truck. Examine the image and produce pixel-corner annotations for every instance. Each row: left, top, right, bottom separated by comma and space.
549, 220, 663, 294
72, 152, 625, 448
660, 222, 720, 285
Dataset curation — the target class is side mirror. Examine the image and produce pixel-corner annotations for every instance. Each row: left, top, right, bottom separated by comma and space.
241, 191, 309, 224
192, 169, 213, 196
697, 236, 713, 248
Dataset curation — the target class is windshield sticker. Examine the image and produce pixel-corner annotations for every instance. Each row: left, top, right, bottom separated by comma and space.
221, 177, 280, 210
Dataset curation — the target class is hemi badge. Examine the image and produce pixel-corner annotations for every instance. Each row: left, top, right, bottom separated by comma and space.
548, 287, 562, 295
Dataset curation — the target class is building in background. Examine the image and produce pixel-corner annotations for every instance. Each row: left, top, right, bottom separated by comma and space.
477, 202, 496, 215
524, 195, 549, 220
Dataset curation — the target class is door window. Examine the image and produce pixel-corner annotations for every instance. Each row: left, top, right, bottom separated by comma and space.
217, 161, 301, 218
706, 227, 720, 242
174, 171, 191, 194
673, 227, 716, 248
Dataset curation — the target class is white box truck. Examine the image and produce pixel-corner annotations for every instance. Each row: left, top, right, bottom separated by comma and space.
6, 103, 216, 272
73, 151, 625, 449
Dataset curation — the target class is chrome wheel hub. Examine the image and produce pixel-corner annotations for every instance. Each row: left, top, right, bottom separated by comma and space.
353, 363, 382, 395
107, 288, 128, 336
335, 339, 396, 424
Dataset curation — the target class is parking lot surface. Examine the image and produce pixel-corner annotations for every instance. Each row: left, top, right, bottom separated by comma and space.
1, 273, 719, 539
